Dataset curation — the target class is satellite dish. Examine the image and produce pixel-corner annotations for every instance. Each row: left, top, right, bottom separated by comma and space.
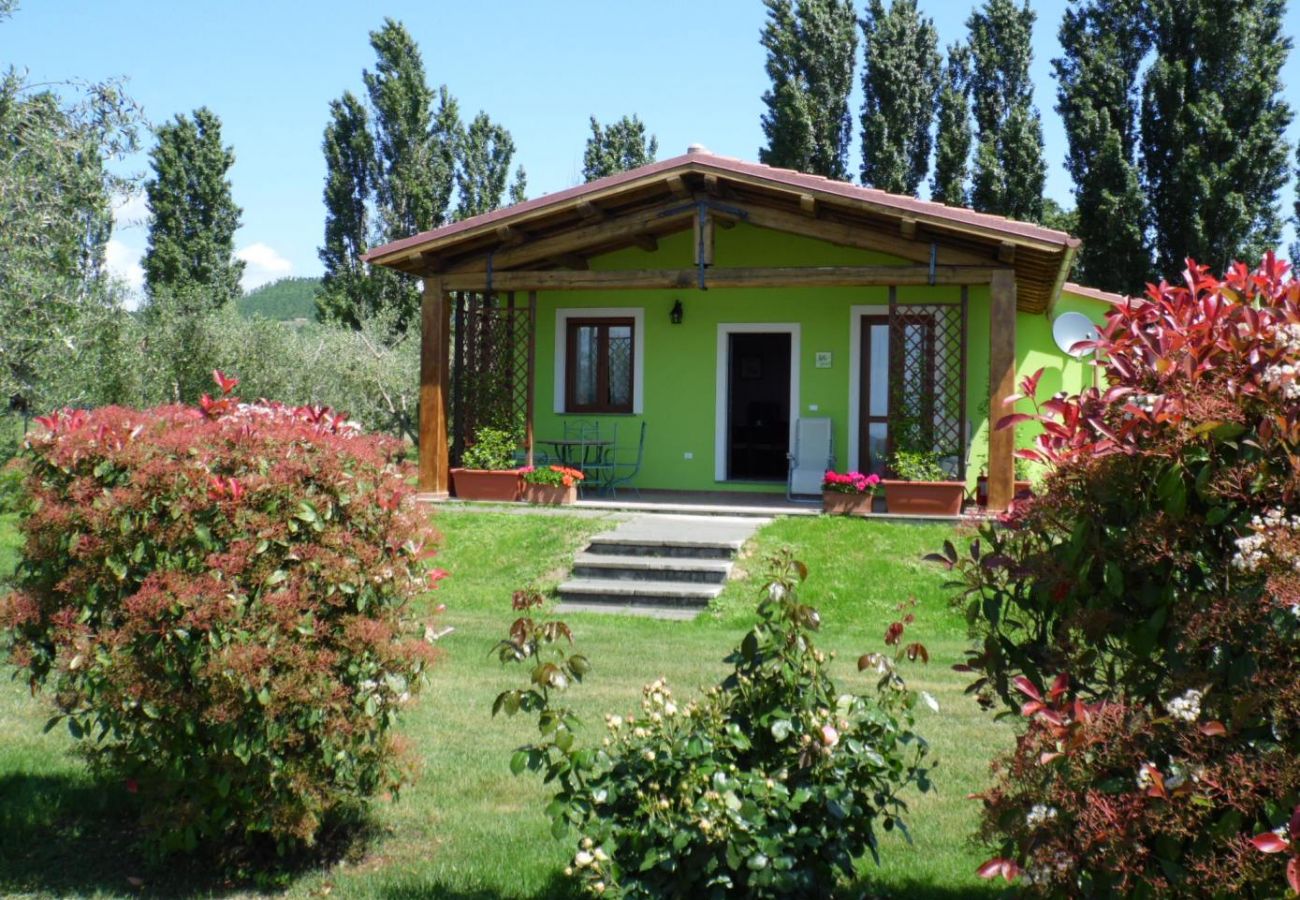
1052, 311, 1098, 358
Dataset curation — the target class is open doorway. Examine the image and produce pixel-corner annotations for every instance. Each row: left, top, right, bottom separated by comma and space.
724, 331, 792, 481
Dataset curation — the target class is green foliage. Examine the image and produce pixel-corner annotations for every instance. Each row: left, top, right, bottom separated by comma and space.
582, 115, 658, 182
967, 0, 1045, 221
943, 259, 1300, 894
930, 44, 972, 207
317, 91, 379, 328
1141, 0, 1292, 279
363, 19, 462, 329
1053, 0, 1150, 294
759, 0, 858, 180
858, 0, 940, 195
494, 553, 932, 898
0, 64, 140, 413
456, 111, 523, 218
237, 277, 321, 322
461, 426, 518, 471
889, 450, 947, 482
0, 383, 442, 861
143, 107, 244, 307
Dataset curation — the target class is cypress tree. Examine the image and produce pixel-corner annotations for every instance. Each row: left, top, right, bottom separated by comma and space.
582, 115, 658, 181
364, 19, 460, 327
317, 92, 376, 328
1054, 0, 1150, 293
143, 107, 243, 306
455, 111, 518, 219
930, 44, 972, 207
1141, 0, 1292, 278
966, 0, 1045, 221
758, 0, 857, 179
858, 0, 940, 195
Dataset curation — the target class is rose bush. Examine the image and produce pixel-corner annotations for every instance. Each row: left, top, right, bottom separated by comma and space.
493, 552, 932, 898
934, 255, 1300, 896
0, 372, 444, 861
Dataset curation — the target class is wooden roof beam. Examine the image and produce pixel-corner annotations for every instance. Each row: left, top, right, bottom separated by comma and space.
441, 264, 1006, 292
630, 233, 658, 252
548, 253, 589, 270
998, 241, 1016, 264
800, 194, 817, 217
495, 224, 526, 247
666, 174, 690, 199
576, 199, 605, 221
900, 218, 917, 239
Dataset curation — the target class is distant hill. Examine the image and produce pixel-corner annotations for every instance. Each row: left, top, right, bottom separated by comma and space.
238, 277, 320, 322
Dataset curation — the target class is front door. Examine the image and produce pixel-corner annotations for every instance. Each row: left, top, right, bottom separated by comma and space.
860, 314, 938, 475
858, 315, 891, 475
726, 332, 791, 481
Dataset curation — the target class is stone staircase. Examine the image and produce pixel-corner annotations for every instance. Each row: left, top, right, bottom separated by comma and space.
557, 515, 766, 619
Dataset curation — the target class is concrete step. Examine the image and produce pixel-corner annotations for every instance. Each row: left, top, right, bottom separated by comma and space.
572, 552, 731, 584
584, 538, 738, 560
555, 601, 701, 621
556, 577, 724, 608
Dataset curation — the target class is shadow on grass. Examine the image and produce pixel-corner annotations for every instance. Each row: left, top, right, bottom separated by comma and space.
853, 876, 1004, 899
0, 771, 372, 898
377, 869, 582, 900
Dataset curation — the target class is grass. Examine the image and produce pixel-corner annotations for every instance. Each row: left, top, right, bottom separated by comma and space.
0, 510, 1008, 899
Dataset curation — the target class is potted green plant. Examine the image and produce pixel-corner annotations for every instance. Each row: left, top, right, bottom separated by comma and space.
521, 465, 584, 505
821, 470, 881, 516
975, 458, 1035, 507
881, 449, 966, 516
450, 426, 521, 501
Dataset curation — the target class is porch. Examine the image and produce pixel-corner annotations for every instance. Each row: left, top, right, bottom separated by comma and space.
364, 149, 1084, 512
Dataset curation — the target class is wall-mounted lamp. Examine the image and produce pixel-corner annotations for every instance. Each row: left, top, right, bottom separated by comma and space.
670, 299, 684, 325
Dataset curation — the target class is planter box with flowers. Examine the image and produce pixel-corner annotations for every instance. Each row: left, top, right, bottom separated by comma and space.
450, 426, 521, 502
882, 450, 966, 516
521, 465, 584, 505
821, 470, 881, 516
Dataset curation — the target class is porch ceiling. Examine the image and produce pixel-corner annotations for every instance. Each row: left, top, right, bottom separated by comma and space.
363, 150, 1080, 314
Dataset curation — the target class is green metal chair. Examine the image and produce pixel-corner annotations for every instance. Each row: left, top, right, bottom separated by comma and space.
597, 421, 646, 498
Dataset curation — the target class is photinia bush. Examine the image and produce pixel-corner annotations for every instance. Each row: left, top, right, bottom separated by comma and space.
934, 255, 1300, 896
0, 372, 444, 860
493, 552, 932, 898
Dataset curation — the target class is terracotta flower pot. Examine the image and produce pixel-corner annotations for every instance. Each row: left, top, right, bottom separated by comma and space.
821, 490, 874, 517
975, 476, 1034, 507
882, 480, 966, 516
523, 482, 577, 505
450, 468, 521, 502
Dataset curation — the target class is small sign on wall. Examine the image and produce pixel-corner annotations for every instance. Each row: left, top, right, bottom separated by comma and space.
814, 351, 833, 369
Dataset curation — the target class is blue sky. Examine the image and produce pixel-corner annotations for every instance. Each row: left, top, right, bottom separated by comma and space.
8, 1, 1300, 295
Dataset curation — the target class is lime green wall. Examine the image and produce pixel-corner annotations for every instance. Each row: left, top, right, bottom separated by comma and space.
530, 223, 1110, 492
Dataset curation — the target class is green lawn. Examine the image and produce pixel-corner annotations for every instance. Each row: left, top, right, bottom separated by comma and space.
0, 510, 1007, 899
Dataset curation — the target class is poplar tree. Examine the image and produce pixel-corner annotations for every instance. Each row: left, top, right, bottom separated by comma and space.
455, 112, 523, 219
1054, 0, 1150, 293
758, 0, 857, 179
930, 44, 972, 207
966, 0, 1045, 221
143, 107, 243, 307
316, 92, 376, 327
364, 19, 461, 327
1141, 0, 1292, 278
582, 115, 658, 181
858, 0, 940, 195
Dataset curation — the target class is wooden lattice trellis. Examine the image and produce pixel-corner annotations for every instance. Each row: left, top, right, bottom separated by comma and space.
887, 288, 968, 479
450, 291, 535, 466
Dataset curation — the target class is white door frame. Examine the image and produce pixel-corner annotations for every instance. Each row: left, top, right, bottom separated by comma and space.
846, 305, 889, 472
715, 323, 801, 482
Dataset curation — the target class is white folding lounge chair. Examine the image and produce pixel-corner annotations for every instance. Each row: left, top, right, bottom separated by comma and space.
787, 417, 834, 501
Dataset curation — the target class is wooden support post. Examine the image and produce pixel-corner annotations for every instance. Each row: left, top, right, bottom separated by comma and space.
419, 277, 450, 497
693, 206, 715, 266
988, 270, 1017, 512
525, 291, 537, 468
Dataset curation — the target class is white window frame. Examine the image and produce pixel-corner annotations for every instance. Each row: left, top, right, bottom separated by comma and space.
554, 307, 645, 414
714, 323, 801, 482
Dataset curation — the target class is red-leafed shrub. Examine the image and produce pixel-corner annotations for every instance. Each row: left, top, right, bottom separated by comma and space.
934, 256, 1300, 896
0, 372, 443, 860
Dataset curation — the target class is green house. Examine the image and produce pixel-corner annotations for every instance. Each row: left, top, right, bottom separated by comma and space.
364, 147, 1121, 510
